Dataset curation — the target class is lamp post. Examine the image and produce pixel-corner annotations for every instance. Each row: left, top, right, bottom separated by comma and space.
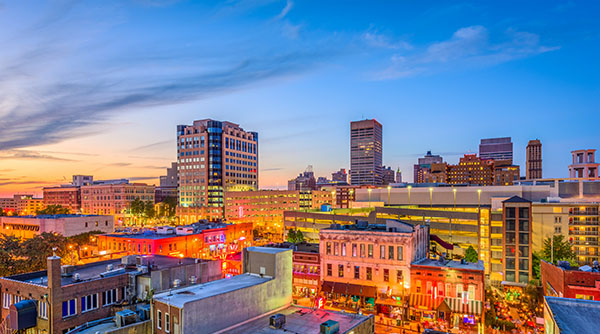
387, 186, 391, 206
429, 188, 433, 208
68, 245, 74, 265
331, 190, 336, 209
453, 188, 457, 209
407, 186, 412, 206
477, 189, 482, 209
368, 189, 372, 208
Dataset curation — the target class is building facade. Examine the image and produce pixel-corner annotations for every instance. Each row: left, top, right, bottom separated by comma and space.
503, 196, 533, 284
43, 186, 81, 213
332, 168, 348, 183
569, 149, 599, 179
526, 139, 542, 180
319, 220, 429, 320
447, 154, 495, 186
541, 260, 600, 301
350, 119, 383, 186
177, 119, 258, 209
0, 215, 114, 239
414, 151, 444, 184
81, 181, 154, 215
383, 166, 396, 185
479, 137, 513, 163
287, 166, 317, 191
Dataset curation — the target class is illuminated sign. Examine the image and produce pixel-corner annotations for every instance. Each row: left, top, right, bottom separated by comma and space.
238, 206, 244, 218
4, 224, 39, 232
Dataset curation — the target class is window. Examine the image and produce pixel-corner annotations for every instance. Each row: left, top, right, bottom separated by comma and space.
81, 294, 98, 313
341, 243, 346, 256
165, 313, 171, 333
352, 244, 357, 257
354, 266, 360, 279
468, 285, 475, 300
456, 284, 464, 299
426, 281, 432, 294
416, 280, 422, 293
326, 242, 331, 255
397, 246, 403, 260
62, 299, 76, 318
380, 245, 385, 259
383, 269, 389, 282
2, 293, 10, 309
368, 244, 373, 258
445, 283, 451, 297
334, 242, 339, 256
366, 267, 372, 280
327, 264, 332, 276
157, 310, 162, 329
39, 301, 48, 319
103, 289, 118, 306
360, 244, 365, 258
338, 265, 344, 277
396, 270, 403, 283
388, 246, 394, 260
13, 296, 23, 304
575, 294, 594, 300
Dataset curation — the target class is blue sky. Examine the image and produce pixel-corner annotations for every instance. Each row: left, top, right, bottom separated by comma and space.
0, 0, 598, 193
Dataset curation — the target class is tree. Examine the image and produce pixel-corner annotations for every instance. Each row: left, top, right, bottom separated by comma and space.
20, 232, 67, 270
286, 229, 297, 243
66, 231, 103, 263
163, 196, 177, 218
129, 198, 144, 216
143, 201, 155, 219
296, 230, 305, 243
464, 245, 479, 263
37, 205, 70, 215
0, 208, 6, 216
541, 235, 576, 264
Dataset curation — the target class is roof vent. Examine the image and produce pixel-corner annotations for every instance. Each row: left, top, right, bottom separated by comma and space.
107, 264, 114, 271
173, 279, 181, 288
73, 273, 80, 282
269, 314, 286, 329
189, 276, 197, 285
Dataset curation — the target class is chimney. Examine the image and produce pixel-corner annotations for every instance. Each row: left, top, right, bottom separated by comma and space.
47, 255, 62, 291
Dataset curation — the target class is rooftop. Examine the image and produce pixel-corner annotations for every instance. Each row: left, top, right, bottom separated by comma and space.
266, 242, 319, 253
225, 306, 372, 334
4, 255, 205, 287
412, 258, 485, 271
153, 273, 271, 308
104, 223, 228, 239
324, 220, 415, 233
1, 214, 110, 219
545, 296, 600, 334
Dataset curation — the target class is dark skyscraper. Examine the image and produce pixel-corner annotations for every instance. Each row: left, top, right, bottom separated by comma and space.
526, 139, 542, 179
479, 137, 513, 163
350, 119, 383, 185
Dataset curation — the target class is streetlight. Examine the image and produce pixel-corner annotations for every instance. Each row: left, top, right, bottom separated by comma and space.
387, 185, 391, 206
429, 188, 433, 208
368, 189, 372, 208
331, 190, 336, 209
453, 188, 457, 209
477, 189, 482, 209
407, 186, 412, 206
68, 245, 74, 265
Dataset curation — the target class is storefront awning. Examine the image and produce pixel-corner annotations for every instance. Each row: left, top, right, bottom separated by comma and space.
321, 281, 377, 298
409, 293, 444, 310
444, 297, 482, 315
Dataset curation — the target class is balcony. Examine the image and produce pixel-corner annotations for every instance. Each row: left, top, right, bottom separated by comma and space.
572, 241, 599, 246
569, 231, 599, 236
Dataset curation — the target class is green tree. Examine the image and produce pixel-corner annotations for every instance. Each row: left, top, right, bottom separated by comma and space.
37, 205, 70, 215
532, 251, 541, 279
163, 196, 177, 218
541, 235, 576, 264
286, 229, 297, 243
130, 198, 144, 216
0, 234, 24, 276
0, 208, 6, 216
296, 230, 305, 243
66, 231, 103, 263
144, 201, 155, 219
20, 232, 67, 270
464, 245, 479, 263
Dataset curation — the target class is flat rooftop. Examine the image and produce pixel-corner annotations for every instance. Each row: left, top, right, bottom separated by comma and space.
225, 306, 372, 334
1, 214, 110, 219
412, 258, 485, 271
154, 273, 271, 308
105, 223, 229, 239
4, 255, 204, 287
546, 296, 600, 334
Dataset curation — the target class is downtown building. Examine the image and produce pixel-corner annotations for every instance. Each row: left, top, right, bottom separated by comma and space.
0, 194, 44, 216
350, 119, 383, 186
42, 186, 81, 213
479, 137, 513, 163
176, 119, 258, 210
0, 214, 114, 239
569, 149, 599, 178
526, 139, 542, 180
414, 151, 444, 184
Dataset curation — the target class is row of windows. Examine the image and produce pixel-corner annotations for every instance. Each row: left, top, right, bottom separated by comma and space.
326, 263, 403, 283
157, 310, 171, 332
325, 242, 404, 261
62, 289, 124, 318
415, 280, 476, 300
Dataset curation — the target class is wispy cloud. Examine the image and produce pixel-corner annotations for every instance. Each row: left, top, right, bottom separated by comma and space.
130, 140, 173, 152
0, 150, 76, 161
362, 28, 412, 50
275, 0, 293, 20
261, 167, 283, 171
0, 180, 60, 186
371, 26, 559, 80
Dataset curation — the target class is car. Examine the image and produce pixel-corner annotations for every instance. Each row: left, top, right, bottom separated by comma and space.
423, 330, 450, 334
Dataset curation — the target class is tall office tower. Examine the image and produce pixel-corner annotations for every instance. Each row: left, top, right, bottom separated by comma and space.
479, 137, 513, 163
526, 139, 542, 179
177, 119, 258, 208
350, 119, 383, 185
414, 151, 444, 183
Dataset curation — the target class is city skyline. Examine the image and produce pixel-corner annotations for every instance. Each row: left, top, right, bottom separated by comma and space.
0, 1, 599, 195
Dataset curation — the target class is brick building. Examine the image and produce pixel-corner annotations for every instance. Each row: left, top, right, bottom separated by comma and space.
81, 181, 154, 215
541, 260, 600, 301
0, 214, 114, 239
43, 187, 81, 213
409, 258, 485, 329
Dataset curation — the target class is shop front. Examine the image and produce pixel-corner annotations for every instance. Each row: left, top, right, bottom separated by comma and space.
321, 281, 377, 313
408, 293, 445, 322
444, 297, 483, 331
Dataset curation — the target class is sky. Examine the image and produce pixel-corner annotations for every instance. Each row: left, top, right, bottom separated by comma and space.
0, 0, 599, 196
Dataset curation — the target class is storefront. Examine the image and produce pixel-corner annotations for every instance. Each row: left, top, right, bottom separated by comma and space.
444, 297, 483, 330
408, 293, 445, 322
321, 281, 377, 312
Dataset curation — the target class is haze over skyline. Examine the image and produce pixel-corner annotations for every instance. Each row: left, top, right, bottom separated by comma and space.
0, 0, 599, 196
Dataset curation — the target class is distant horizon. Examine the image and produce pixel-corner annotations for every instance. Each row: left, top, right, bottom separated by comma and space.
0, 1, 598, 196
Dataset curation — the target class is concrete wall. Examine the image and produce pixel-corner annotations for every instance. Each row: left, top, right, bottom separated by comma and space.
346, 315, 375, 334
182, 248, 292, 334
105, 320, 151, 334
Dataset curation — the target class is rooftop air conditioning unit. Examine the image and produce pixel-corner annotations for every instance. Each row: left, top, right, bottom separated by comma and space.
114, 309, 137, 328
320, 320, 340, 334
269, 314, 286, 329
176, 226, 194, 235
61, 265, 75, 277
137, 304, 151, 321
136, 256, 150, 267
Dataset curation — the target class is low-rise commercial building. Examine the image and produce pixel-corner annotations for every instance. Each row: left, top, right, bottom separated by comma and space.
319, 220, 429, 321
81, 181, 154, 216
0, 215, 114, 239
266, 242, 321, 299
544, 296, 600, 334
409, 258, 485, 330
541, 260, 600, 300
43, 186, 82, 213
